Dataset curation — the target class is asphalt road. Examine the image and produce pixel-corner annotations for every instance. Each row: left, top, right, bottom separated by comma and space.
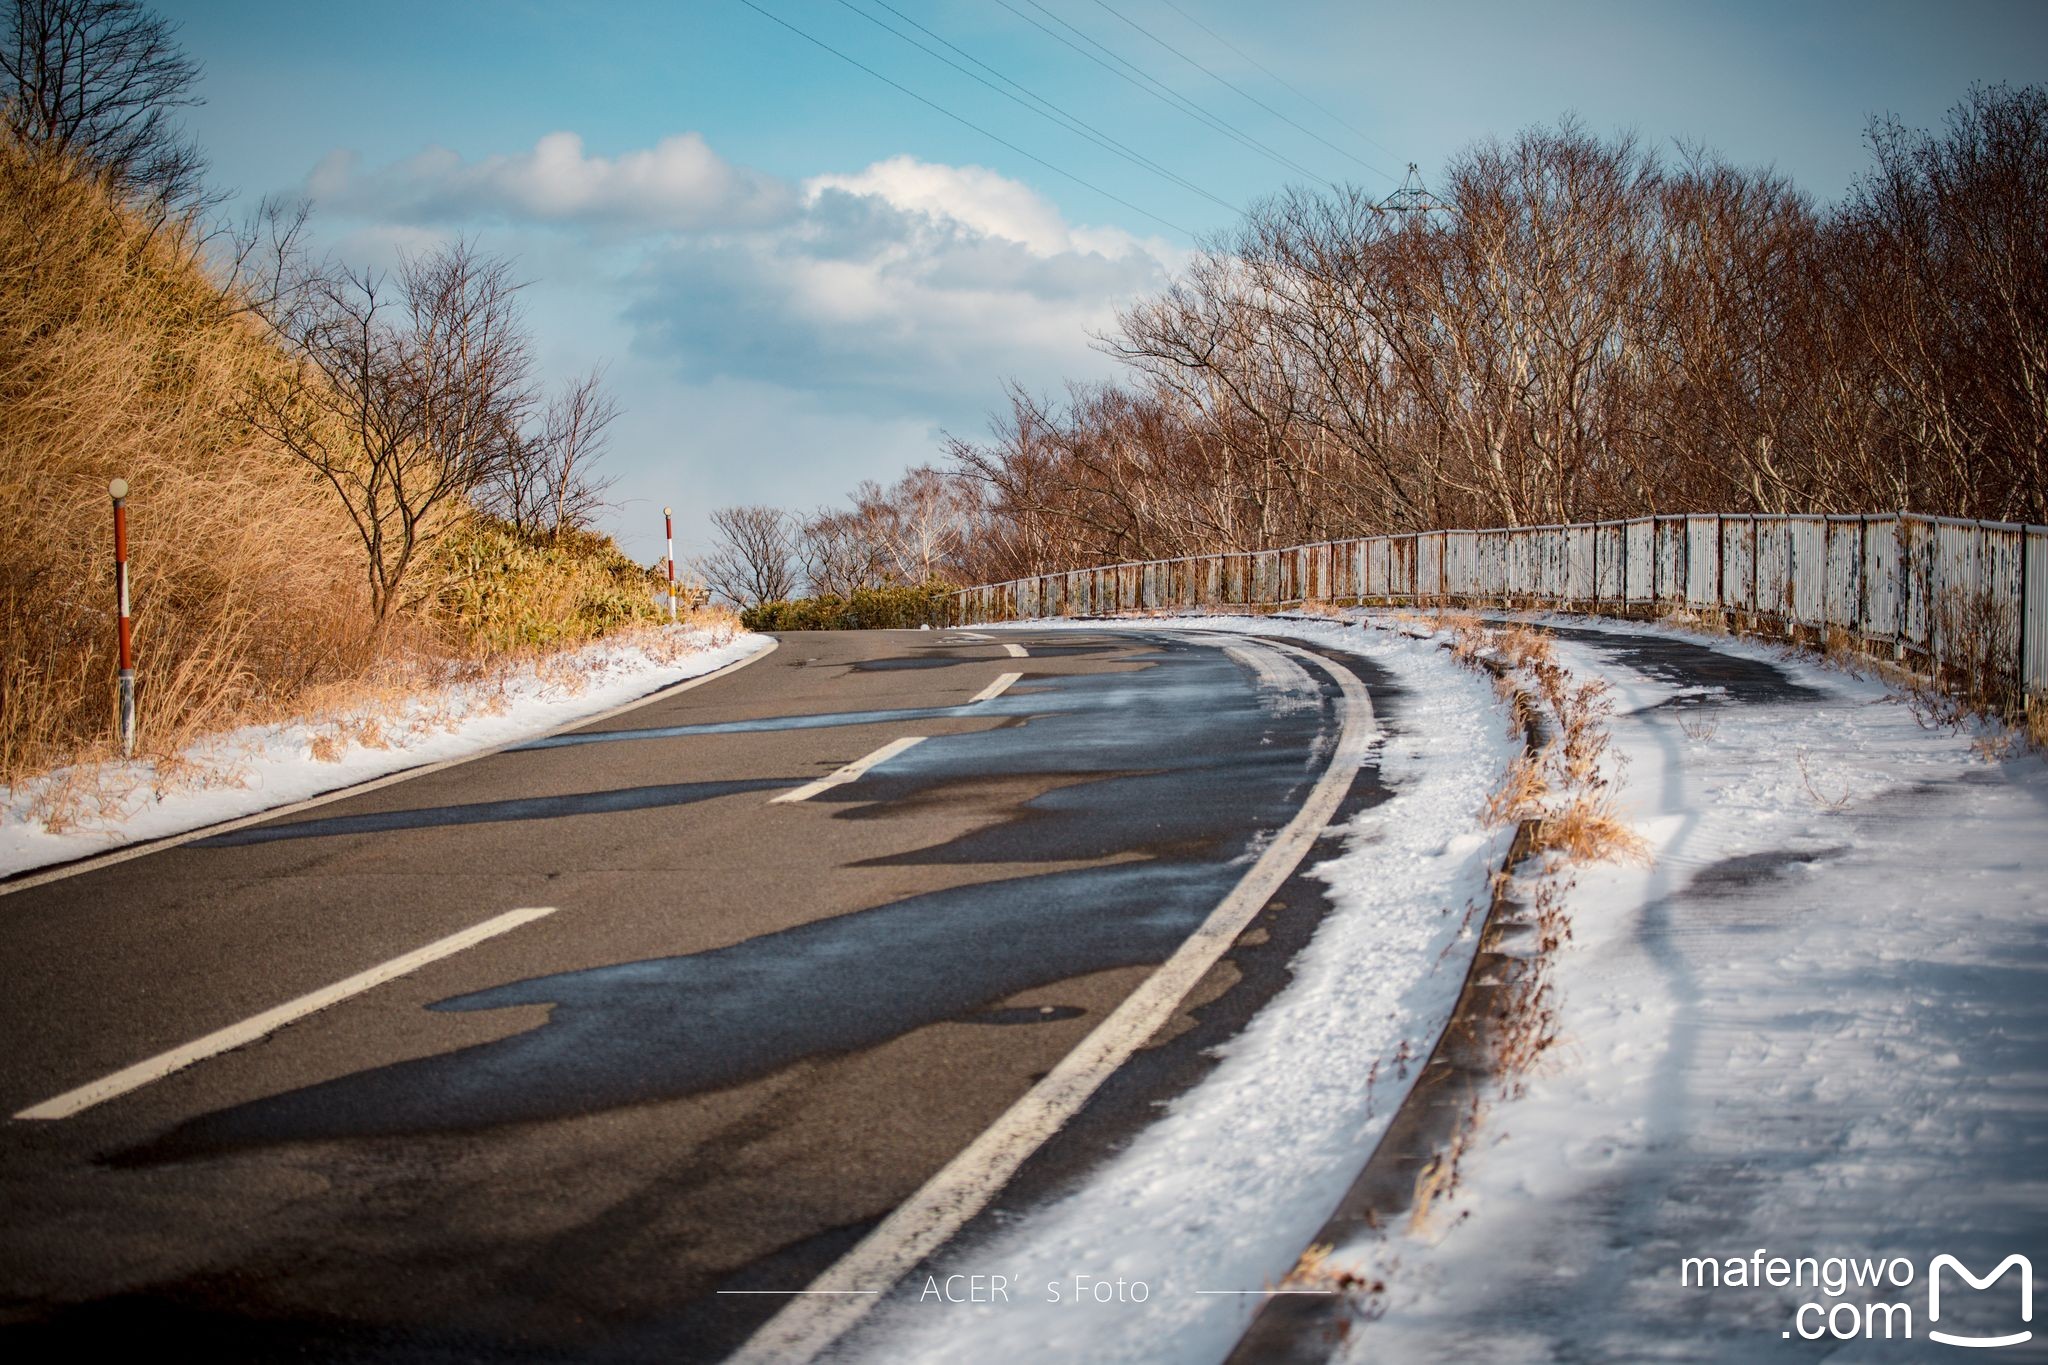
0, 626, 1394, 1363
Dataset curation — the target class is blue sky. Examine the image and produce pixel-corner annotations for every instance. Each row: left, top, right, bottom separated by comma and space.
158, 0, 2048, 564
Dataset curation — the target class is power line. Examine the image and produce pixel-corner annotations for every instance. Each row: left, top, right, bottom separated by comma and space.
993, 0, 1340, 192
1091, 0, 1394, 184
1155, 0, 1403, 166
833, 0, 1242, 216
859, 0, 1242, 216
1010, 0, 1333, 188
730, 0, 1198, 237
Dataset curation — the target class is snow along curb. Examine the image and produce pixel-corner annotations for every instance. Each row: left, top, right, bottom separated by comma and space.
0, 635, 777, 896
1226, 629, 1550, 1363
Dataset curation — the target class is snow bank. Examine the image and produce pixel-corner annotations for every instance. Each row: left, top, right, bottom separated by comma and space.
0, 626, 770, 880
854, 615, 1520, 1363
1341, 617, 2048, 1360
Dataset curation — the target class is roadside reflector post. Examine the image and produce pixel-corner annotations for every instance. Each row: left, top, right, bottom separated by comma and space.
664, 505, 677, 623
110, 477, 135, 758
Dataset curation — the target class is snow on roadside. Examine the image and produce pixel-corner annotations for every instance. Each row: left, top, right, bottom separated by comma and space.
0, 626, 770, 880
852, 615, 1521, 1364
1339, 617, 2048, 1360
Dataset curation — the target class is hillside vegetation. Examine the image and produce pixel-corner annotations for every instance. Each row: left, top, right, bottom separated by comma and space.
0, 135, 674, 787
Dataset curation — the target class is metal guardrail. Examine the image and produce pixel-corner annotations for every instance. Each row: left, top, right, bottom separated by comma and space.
952, 513, 2048, 700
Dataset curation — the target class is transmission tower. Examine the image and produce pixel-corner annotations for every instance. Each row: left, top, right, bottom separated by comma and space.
1379, 162, 1452, 217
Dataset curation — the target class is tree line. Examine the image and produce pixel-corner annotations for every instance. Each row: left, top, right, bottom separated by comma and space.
705, 86, 2047, 604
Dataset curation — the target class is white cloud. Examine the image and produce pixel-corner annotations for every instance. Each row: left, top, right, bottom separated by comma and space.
622, 155, 1178, 411
809, 155, 1083, 257
306, 131, 795, 231
297, 136, 1184, 501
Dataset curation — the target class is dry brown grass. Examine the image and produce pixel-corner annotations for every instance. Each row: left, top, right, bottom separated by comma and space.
1480, 752, 1547, 826
1794, 747, 1853, 811
1407, 1105, 1478, 1233
0, 140, 374, 787
1460, 620, 1648, 866
1279, 1241, 1388, 1337
2, 141, 711, 818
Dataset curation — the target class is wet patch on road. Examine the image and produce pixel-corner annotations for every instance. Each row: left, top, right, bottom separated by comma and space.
193, 779, 793, 847
121, 859, 1262, 1158
989, 643, 1121, 658
1686, 845, 1848, 895
122, 636, 1341, 1158
958, 1005, 1086, 1026
848, 656, 976, 672
510, 673, 1096, 751
842, 647, 1325, 868
926, 631, 1411, 1237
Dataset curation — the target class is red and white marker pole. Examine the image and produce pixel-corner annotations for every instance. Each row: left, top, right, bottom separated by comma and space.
110, 477, 136, 757
664, 505, 677, 623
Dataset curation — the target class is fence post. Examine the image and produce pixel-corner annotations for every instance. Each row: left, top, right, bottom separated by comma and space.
1897, 513, 1909, 660
1621, 520, 1630, 612
1589, 523, 1598, 610
1750, 517, 1760, 619
1651, 518, 1659, 607
2019, 523, 2033, 706
110, 478, 136, 758
663, 506, 677, 623
1854, 515, 1867, 640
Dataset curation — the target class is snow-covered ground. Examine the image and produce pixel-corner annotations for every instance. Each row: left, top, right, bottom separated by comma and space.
1335, 613, 2048, 1361
0, 625, 769, 880
847, 609, 2045, 1363
852, 615, 1522, 1364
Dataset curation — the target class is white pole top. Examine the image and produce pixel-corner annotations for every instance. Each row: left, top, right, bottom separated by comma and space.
663, 506, 673, 517
109, 478, 129, 499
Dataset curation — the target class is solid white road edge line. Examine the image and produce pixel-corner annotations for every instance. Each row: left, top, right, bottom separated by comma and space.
728, 637, 1376, 1364
0, 639, 779, 898
968, 671, 1023, 704
1223, 642, 1316, 698
770, 736, 928, 805
12, 906, 559, 1121
1002, 642, 1029, 658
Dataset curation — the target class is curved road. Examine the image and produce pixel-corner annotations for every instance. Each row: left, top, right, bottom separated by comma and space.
0, 627, 1395, 1362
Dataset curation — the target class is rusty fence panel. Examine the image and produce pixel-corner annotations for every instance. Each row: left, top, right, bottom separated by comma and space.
1623, 519, 1655, 602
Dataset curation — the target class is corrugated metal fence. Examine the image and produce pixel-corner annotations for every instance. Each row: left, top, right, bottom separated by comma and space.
953, 513, 2048, 701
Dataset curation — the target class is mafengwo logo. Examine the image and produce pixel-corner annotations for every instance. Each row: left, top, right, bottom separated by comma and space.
1928, 1254, 2032, 1349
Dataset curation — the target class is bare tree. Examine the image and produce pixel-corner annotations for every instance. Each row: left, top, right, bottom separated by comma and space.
797, 504, 888, 597
696, 505, 796, 607
1837, 83, 2048, 521
483, 367, 618, 538
248, 240, 536, 621
535, 369, 618, 537
1, 0, 209, 213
